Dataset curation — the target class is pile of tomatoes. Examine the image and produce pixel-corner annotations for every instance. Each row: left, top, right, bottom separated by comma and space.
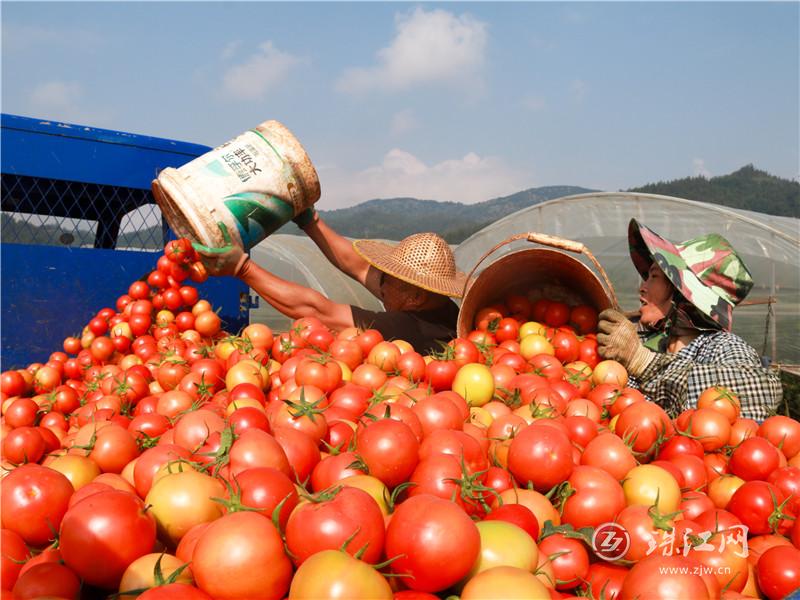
1, 240, 799, 600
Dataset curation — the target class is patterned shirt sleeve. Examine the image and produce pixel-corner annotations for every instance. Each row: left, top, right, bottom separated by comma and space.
631, 332, 783, 422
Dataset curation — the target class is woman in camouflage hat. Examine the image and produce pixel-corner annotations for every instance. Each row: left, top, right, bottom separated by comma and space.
596, 219, 782, 421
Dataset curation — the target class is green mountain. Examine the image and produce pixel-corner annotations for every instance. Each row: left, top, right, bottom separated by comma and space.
627, 165, 799, 218
287, 185, 596, 243
4, 166, 796, 247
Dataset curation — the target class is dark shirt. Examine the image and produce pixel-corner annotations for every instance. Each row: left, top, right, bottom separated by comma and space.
350, 299, 460, 355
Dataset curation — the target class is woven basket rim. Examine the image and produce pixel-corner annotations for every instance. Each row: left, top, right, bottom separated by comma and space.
353, 236, 467, 298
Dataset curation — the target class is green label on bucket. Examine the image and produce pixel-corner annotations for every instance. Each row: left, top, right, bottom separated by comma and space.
223, 192, 294, 250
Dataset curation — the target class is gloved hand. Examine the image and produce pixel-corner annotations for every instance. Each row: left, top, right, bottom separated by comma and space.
292, 208, 319, 230
191, 222, 249, 277
596, 309, 656, 377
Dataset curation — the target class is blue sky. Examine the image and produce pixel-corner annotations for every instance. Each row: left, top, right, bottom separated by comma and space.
3, 2, 798, 209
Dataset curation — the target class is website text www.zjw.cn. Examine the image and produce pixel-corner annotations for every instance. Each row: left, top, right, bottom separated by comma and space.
658, 565, 732, 577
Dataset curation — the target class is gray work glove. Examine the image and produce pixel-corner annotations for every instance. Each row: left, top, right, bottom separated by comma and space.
191, 222, 249, 277
596, 309, 656, 377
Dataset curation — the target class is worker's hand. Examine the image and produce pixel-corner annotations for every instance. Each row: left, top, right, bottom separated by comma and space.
292, 208, 319, 230
191, 222, 249, 277
596, 309, 656, 377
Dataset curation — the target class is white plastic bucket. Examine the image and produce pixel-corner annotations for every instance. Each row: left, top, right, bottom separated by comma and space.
152, 120, 320, 251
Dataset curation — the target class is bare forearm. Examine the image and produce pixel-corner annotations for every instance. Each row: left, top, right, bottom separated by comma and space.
304, 217, 369, 283
237, 259, 354, 330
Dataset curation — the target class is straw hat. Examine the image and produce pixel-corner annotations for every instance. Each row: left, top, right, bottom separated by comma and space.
353, 233, 468, 298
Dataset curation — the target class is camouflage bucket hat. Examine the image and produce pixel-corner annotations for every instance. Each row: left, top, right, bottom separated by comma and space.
628, 219, 754, 331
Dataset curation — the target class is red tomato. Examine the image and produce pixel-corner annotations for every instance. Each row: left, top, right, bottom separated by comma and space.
286, 486, 385, 565
483, 503, 540, 540
729, 437, 781, 481
327, 383, 371, 421
585, 562, 628, 600
3, 427, 45, 465
230, 466, 298, 530
425, 359, 459, 391
192, 511, 292, 600
386, 494, 480, 593
59, 490, 156, 589
1, 529, 30, 589
11, 562, 81, 600
310, 451, 366, 492
228, 429, 292, 479
271, 426, 321, 484
756, 545, 800, 600
570, 305, 598, 335
614, 401, 674, 457
551, 329, 580, 363
727, 481, 792, 535
759, 416, 800, 460
356, 418, 419, 488
507, 423, 574, 492
538, 533, 590, 590
561, 465, 625, 529
620, 554, 711, 599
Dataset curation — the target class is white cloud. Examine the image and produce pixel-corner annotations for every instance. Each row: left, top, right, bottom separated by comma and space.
30, 80, 84, 111
693, 158, 711, 178
27, 80, 113, 126
2, 23, 103, 52
390, 109, 418, 135
222, 41, 304, 100
336, 7, 487, 94
522, 94, 547, 112
318, 148, 530, 208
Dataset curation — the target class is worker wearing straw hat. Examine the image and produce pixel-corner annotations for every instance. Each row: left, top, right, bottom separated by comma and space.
597, 219, 782, 421
194, 209, 466, 355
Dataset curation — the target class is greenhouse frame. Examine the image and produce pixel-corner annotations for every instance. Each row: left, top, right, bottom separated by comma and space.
250, 192, 800, 371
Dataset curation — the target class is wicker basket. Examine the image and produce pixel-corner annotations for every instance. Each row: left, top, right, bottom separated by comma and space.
457, 233, 619, 337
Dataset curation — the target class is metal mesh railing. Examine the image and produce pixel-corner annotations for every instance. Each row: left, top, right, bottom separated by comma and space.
1, 174, 167, 250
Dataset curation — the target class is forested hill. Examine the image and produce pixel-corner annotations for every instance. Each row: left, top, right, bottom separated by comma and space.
627, 165, 799, 218
296, 165, 797, 243
308, 186, 595, 243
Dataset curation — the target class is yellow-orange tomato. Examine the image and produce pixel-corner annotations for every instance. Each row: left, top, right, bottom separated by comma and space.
622, 464, 681, 513
393, 339, 414, 354
462, 566, 550, 600
519, 321, 547, 339
339, 474, 390, 516
214, 340, 238, 362
467, 521, 539, 580
225, 359, 265, 391
697, 385, 741, 424
452, 363, 495, 407
191, 300, 212, 316
242, 323, 274, 351
145, 467, 225, 547
118, 552, 193, 594
707, 474, 745, 509
226, 397, 264, 415
591, 360, 628, 386
470, 406, 494, 429
288, 549, 392, 599
519, 334, 554, 360
194, 310, 221, 337
45, 454, 101, 490
367, 341, 401, 373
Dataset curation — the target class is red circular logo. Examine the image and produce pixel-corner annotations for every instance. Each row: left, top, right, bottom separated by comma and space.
592, 522, 630, 561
